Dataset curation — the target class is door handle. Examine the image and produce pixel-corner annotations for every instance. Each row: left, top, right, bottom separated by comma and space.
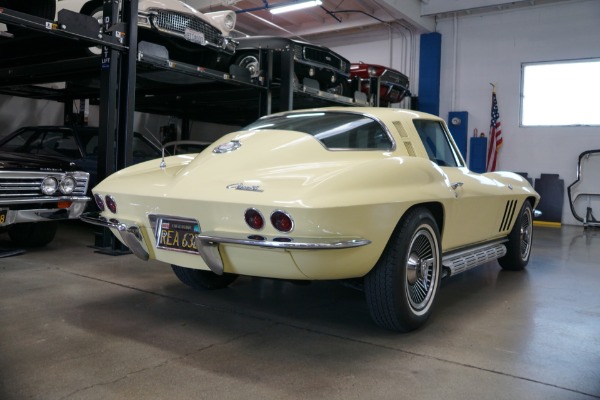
450, 182, 463, 198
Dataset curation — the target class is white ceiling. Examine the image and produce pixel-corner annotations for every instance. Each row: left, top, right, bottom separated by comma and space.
187, 0, 430, 39
186, 0, 573, 39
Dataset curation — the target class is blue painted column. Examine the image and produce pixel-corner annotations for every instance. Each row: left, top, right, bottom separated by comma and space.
418, 32, 442, 116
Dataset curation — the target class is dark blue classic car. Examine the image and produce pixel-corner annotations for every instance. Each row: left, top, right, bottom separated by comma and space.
0, 126, 162, 191
0, 150, 90, 247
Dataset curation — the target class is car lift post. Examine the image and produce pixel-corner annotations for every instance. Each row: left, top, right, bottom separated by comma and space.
258, 49, 273, 118
94, 0, 139, 255
279, 48, 294, 112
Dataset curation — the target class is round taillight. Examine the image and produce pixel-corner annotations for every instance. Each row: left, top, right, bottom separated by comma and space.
59, 176, 76, 195
105, 195, 117, 214
94, 194, 105, 211
271, 210, 294, 233
244, 208, 264, 230
41, 176, 58, 195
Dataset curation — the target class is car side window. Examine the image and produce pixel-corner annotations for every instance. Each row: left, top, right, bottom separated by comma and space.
0, 129, 37, 152
413, 119, 460, 167
245, 112, 394, 151
1, 129, 81, 158
45, 131, 81, 158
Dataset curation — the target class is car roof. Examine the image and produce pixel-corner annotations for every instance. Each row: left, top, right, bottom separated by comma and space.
264, 107, 442, 122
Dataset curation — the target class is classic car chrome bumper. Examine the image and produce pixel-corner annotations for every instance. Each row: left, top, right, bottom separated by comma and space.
1, 197, 89, 227
80, 213, 371, 275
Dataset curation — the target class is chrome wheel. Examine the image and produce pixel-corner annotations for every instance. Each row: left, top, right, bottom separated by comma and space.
519, 206, 533, 261
405, 225, 439, 314
499, 201, 534, 270
365, 207, 441, 331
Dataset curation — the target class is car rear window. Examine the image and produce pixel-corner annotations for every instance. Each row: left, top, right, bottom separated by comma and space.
244, 112, 393, 150
0, 128, 82, 159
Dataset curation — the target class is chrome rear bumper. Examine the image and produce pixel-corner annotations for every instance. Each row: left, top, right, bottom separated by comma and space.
80, 212, 371, 275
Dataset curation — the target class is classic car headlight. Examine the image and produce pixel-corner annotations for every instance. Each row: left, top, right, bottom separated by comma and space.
94, 194, 105, 211
59, 176, 76, 195
105, 195, 117, 214
340, 60, 348, 73
293, 44, 304, 60
41, 176, 59, 195
368, 66, 377, 77
223, 13, 235, 31
271, 210, 294, 233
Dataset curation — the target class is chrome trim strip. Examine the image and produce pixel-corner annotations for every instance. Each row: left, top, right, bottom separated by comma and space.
194, 233, 370, 276
195, 232, 370, 250
80, 212, 122, 229
0, 196, 89, 205
442, 239, 508, 276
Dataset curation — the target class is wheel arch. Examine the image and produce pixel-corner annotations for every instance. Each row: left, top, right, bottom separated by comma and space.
403, 202, 444, 237
80, 0, 103, 15
526, 195, 539, 210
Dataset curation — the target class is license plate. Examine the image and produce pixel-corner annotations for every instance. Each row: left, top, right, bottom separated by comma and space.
156, 217, 200, 254
0, 209, 7, 226
184, 28, 205, 45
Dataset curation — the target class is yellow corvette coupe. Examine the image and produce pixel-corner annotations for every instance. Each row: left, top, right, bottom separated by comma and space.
82, 107, 539, 332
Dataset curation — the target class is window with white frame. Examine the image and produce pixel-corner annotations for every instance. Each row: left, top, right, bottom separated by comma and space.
521, 59, 600, 126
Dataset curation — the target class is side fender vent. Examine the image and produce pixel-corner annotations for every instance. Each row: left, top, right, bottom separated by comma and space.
403, 141, 416, 157
392, 121, 409, 138
499, 199, 518, 232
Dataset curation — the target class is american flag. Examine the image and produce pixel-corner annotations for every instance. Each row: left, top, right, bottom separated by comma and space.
486, 91, 503, 171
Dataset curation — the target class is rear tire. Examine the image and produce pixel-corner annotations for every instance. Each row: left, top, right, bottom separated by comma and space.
171, 264, 238, 290
365, 207, 442, 332
8, 221, 59, 247
233, 52, 261, 79
498, 201, 533, 270
81, 4, 103, 55
327, 80, 351, 97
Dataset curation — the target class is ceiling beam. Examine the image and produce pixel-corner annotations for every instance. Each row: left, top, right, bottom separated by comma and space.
374, 0, 435, 32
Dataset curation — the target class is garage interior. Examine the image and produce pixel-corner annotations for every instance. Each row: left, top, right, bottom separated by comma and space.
1, 0, 599, 399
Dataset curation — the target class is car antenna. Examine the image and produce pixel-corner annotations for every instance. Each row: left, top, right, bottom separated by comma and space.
160, 146, 167, 170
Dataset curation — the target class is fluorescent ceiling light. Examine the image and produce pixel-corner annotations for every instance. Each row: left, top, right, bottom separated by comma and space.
270, 0, 322, 14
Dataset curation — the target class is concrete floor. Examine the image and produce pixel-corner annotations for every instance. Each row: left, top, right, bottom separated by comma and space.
0, 221, 599, 400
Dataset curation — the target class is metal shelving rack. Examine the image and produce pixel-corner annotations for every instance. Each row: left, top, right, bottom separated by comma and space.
0, 1, 368, 252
